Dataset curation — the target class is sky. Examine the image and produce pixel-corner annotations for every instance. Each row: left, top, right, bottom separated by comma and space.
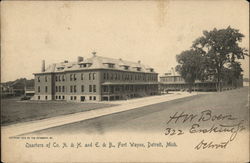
1, 0, 249, 82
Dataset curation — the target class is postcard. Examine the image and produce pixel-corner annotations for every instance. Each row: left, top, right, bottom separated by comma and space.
1, 0, 249, 162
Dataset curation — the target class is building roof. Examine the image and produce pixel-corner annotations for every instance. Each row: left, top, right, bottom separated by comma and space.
160, 69, 180, 77
35, 55, 157, 74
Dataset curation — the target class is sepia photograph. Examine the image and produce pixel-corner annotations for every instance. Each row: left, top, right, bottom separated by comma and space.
1, 0, 249, 162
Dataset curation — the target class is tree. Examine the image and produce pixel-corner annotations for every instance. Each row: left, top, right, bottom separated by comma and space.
227, 61, 243, 88
175, 49, 206, 92
192, 26, 248, 91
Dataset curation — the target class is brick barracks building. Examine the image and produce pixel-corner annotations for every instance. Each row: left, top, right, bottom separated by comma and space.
33, 53, 158, 102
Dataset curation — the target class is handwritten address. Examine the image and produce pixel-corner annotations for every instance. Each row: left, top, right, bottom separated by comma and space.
165, 109, 246, 150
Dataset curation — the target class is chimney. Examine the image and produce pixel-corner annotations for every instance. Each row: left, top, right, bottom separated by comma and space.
92, 51, 97, 57
41, 60, 45, 72
77, 56, 84, 63
171, 67, 175, 76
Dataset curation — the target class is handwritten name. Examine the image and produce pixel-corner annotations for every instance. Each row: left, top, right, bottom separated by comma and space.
167, 109, 237, 124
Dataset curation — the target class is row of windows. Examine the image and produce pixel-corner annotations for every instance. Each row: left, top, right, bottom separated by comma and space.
103, 72, 157, 81
38, 84, 158, 93
56, 95, 65, 100
37, 95, 96, 101
70, 96, 96, 101
102, 85, 158, 92
69, 85, 96, 93
38, 86, 47, 93
37, 72, 157, 83
55, 75, 65, 82
37, 85, 96, 93
56, 86, 65, 92
37, 95, 48, 100
37, 73, 97, 83
160, 77, 184, 82
37, 76, 48, 82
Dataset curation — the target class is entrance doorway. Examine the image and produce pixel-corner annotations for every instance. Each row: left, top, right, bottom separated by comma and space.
81, 96, 85, 101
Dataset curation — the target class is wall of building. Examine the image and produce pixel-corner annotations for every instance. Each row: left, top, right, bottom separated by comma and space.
34, 73, 53, 99
34, 69, 158, 102
159, 75, 243, 92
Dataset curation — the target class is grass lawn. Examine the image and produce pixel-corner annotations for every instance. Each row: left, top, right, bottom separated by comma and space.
1, 98, 117, 126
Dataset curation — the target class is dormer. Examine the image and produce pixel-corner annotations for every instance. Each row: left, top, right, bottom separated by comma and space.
103, 62, 115, 68
119, 63, 130, 70
120, 65, 129, 70
146, 68, 154, 72
133, 66, 141, 71
57, 66, 65, 71
79, 61, 92, 68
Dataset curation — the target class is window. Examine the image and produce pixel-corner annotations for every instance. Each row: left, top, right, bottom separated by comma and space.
89, 96, 92, 100
59, 76, 61, 81
45, 96, 47, 100
38, 96, 40, 100
74, 74, 77, 81
89, 73, 92, 80
70, 74, 73, 81
56, 96, 58, 99
38, 86, 40, 93
93, 96, 96, 100
93, 73, 96, 80
124, 66, 129, 70
59, 86, 61, 92
45, 76, 47, 82
104, 73, 106, 80
59, 96, 61, 99
70, 86, 73, 93
62, 96, 65, 99
80, 64, 87, 68
81, 85, 84, 92
107, 73, 109, 80
38, 77, 40, 82
62, 86, 65, 92
108, 64, 114, 68
93, 85, 96, 92
74, 85, 77, 92
45, 86, 48, 93
89, 85, 92, 92
55, 76, 58, 81
62, 75, 65, 81
81, 73, 84, 80
70, 96, 73, 100
74, 96, 76, 100
56, 86, 58, 92
103, 86, 108, 92
111, 73, 113, 80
